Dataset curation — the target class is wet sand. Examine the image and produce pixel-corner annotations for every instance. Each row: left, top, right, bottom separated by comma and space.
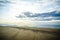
0, 27, 60, 40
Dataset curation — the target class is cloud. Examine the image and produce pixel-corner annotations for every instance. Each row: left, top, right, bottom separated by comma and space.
0, 0, 10, 7
8, 0, 60, 13
0, 0, 60, 21
16, 10, 60, 21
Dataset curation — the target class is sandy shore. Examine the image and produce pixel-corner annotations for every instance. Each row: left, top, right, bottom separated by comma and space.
0, 27, 60, 40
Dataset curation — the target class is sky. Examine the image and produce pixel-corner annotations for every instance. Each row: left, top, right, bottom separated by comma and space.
0, 0, 60, 28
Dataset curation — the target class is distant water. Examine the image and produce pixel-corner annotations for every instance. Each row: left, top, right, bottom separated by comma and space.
0, 24, 16, 26
0, 24, 60, 29
34, 25, 60, 29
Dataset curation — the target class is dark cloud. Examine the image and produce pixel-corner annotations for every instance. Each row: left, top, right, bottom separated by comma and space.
0, 0, 10, 3
16, 11, 60, 21
0, 0, 10, 7
32, 11, 60, 17
17, 11, 60, 17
